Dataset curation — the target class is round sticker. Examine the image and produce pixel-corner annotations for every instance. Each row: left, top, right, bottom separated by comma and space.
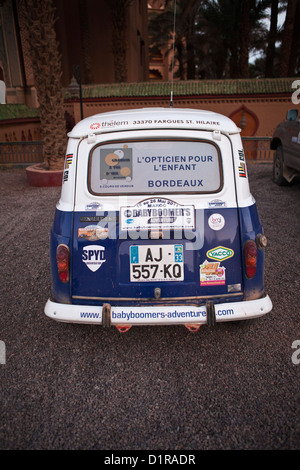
105, 152, 120, 166
208, 213, 225, 231
90, 122, 100, 130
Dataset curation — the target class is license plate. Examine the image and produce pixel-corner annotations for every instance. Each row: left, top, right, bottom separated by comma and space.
130, 244, 184, 282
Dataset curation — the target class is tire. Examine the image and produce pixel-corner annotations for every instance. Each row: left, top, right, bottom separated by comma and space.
273, 145, 288, 186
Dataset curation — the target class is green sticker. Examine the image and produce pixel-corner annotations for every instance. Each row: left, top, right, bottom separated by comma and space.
206, 246, 234, 261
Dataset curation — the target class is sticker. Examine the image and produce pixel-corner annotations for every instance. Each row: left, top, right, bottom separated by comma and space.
78, 225, 108, 241
85, 202, 103, 211
80, 215, 118, 223
120, 197, 195, 231
63, 154, 73, 183
208, 213, 225, 231
238, 149, 245, 160
207, 246, 234, 261
228, 283, 241, 293
208, 199, 226, 208
100, 147, 132, 181
200, 260, 226, 286
90, 122, 101, 130
91, 140, 221, 194
238, 149, 247, 178
110, 305, 207, 324
82, 245, 106, 272
238, 162, 247, 178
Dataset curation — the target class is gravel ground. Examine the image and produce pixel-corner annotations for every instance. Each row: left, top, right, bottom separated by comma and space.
0, 163, 299, 451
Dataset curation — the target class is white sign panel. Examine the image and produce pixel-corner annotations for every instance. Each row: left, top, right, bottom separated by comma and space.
89, 140, 221, 194
120, 198, 195, 231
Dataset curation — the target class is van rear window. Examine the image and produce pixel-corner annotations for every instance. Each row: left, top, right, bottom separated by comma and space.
89, 139, 222, 195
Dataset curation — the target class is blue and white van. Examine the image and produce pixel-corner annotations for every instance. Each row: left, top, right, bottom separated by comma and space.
45, 108, 272, 332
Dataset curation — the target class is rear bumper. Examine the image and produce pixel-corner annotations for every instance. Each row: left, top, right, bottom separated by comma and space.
44, 295, 272, 328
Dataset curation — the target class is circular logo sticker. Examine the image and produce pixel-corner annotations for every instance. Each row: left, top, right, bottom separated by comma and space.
90, 122, 101, 130
208, 213, 225, 231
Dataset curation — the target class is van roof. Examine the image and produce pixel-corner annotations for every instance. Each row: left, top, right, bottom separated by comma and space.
68, 107, 240, 138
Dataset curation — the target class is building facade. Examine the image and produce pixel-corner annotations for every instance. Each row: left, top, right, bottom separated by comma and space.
0, 0, 149, 106
0, 0, 299, 154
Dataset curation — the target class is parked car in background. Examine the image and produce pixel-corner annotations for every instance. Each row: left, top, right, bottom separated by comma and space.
271, 109, 300, 185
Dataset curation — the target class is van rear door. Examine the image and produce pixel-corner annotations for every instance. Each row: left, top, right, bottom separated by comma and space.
71, 130, 244, 305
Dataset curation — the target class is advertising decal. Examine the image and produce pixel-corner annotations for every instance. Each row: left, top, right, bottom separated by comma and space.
82, 245, 106, 272
78, 226, 108, 241
63, 154, 73, 183
200, 260, 226, 286
121, 197, 195, 231
89, 140, 221, 194
208, 213, 225, 231
238, 149, 247, 178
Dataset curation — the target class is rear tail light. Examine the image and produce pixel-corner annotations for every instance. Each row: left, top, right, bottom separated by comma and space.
56, 244, 70, 283
244, 239, 257, 279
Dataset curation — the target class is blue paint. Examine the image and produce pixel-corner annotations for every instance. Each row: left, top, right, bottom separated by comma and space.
50, 203, 265, 308
49, 209, 72, 304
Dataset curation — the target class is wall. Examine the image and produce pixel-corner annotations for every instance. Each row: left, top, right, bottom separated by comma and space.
70, 93, 298, 137
1, 78, 299, 144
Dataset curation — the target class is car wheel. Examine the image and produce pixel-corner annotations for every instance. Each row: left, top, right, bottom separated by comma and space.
273, 145, 287, 185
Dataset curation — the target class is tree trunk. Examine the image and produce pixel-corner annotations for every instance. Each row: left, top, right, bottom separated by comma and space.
287, 0, 300, 76
106, 0, 132, 83
18, 0, 67, 170
186, 12, 196, 79
279, 0, 298, 77
265, 0, 279, 77
239, 0, 251, 78
175, 39, 185, 80
229, 0, 241, 78
79, 0, 93, 84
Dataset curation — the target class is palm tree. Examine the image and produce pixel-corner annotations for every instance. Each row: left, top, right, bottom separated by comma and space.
149, 0, 201, 80
197, 0, 267, 79
148, 1, 183, 79
239, 0, 252, 78
105, 0, 133, 82
278, 0, 299, 76
265, 0, 280, 77
286, 0, 300, 76
18, 0, 67, 171
195, 0, 238, 78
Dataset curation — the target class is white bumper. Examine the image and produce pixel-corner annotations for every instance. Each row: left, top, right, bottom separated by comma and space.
45, 295, 272, 327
